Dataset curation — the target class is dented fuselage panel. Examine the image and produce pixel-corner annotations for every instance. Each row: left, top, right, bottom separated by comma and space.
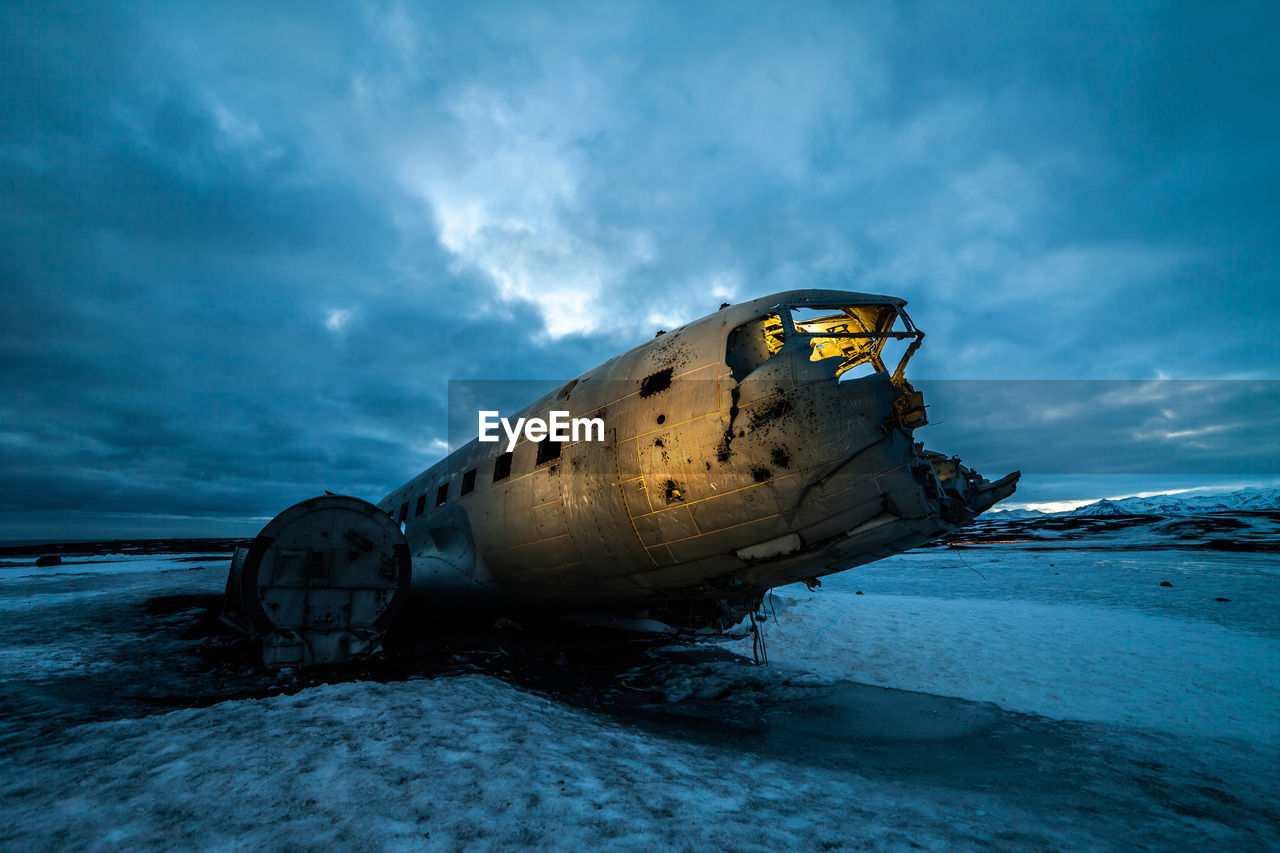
376, 289, 1019, 623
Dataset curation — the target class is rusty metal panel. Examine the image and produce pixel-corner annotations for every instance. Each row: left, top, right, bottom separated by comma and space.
616, 435, 643, 480
630, 504, 700, 547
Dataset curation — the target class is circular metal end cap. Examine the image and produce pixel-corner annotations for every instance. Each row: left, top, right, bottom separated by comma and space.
238, 495, 411, 666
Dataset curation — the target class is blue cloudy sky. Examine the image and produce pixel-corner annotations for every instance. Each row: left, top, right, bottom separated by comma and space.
2, 1, 1277, 539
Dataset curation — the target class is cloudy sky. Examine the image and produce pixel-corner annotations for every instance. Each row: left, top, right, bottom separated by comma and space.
2, 1, 1277, 539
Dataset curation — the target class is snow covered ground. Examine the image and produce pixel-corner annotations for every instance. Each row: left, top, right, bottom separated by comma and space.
1, 527, 1277, 851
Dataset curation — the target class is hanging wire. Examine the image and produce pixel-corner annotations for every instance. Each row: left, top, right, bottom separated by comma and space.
955, 549, 987, 580
765, 589, 784, 640
749, 605, 768, 665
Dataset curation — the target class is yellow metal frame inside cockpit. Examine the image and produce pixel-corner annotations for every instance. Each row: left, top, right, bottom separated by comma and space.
765, 303, 925, 389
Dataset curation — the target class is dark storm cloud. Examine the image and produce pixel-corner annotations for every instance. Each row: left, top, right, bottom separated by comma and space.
1, 1, 1276, 538
918, 380, 1280, 476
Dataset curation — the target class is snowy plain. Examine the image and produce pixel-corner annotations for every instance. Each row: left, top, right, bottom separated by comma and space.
1, 518, 1277, 851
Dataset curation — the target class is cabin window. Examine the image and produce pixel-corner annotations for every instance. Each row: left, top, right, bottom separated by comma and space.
493, 451, 513, 482
414, 495, 427, 517
726, 313, 785, 381
435, 482, 449, 507
536, 438, 562, 465
789, 304, 920, 383
726, 304, 923, 386
460, 468, 477, 495
398, 502, 409, 523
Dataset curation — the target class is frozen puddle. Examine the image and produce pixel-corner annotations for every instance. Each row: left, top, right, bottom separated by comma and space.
641, 671, 1275, 836
763, 680, 1003, 742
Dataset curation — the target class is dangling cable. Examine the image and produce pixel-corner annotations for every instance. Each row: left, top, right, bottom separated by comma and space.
767, 589, 781, 636
749, 604, 768, 665
955, 550, 987, 580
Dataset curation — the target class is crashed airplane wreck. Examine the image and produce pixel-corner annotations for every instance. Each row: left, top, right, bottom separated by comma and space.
223, 290, 1019, 667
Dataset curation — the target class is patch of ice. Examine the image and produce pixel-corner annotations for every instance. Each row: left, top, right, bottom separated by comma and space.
740, 590, 1279, 743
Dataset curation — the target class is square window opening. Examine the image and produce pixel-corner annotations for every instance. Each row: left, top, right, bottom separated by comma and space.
493, 451, 513, 482
536, 438, 562, 465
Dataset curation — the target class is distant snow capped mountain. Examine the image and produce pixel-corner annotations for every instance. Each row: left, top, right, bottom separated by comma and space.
985, 508, 1050, 520
1069, 500, 1129, 516
1071, 487, 1280, 516
987, 487, 1280, 519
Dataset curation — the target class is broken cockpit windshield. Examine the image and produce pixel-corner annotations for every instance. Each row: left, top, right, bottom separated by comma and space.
726, 302, 924, 386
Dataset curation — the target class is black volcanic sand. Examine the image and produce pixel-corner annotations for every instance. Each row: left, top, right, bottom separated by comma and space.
936, 511, 1280, 552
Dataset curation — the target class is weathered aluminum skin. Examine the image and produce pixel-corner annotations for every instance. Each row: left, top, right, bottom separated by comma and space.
378, 290, 1018, 613
222, 495, 411, 667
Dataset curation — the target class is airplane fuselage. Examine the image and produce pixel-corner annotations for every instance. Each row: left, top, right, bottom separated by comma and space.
378, 289, 1017, 622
